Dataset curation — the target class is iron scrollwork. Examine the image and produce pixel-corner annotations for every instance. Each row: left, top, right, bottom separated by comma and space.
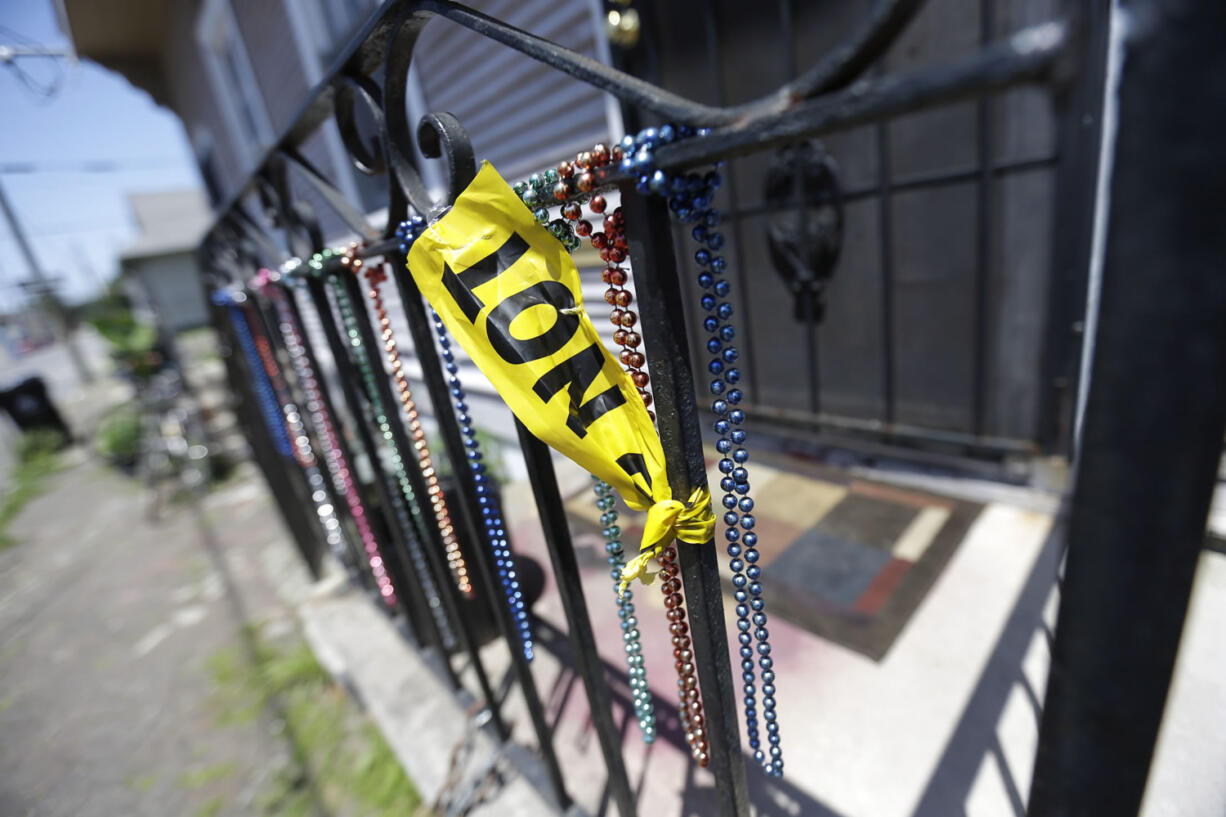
763, 141, 844, 324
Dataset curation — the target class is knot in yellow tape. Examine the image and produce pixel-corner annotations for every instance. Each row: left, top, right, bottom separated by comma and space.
618, 486, 716, 595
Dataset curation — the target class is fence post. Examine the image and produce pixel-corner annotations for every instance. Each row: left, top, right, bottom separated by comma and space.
387, 262, 574, 812
1027, 0, 1226, 812
513, 418, 638, 817
621, 187, 752, 817
301, 277, 453, 667
332, 268, 510, 741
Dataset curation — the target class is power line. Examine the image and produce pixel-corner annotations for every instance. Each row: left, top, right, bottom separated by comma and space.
0, 23, 74, 99
19, 222, 132, 239
0, 23, 48, 47
0, 158, 188, 174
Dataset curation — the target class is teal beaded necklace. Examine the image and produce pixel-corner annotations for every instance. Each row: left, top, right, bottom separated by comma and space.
513, 158, 671, 750
592, 476, 656, 743
513, 131, 785, 776
308, 249, 457, 649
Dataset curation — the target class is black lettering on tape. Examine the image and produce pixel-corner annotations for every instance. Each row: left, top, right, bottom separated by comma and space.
533, 343, 628, 437
616, 452, 655, 504
486, 280, 580, 364
440, 233, 530, 322
433, 220, 651, 491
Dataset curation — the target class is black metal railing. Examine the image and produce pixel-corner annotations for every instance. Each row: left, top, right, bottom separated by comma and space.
196, 2, 1226, 816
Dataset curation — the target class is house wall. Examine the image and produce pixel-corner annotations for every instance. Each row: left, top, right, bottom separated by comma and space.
124, 251, 211, 333
158, 0, 365, 239
132, 1, 1064, 454
163, 1, 248, 198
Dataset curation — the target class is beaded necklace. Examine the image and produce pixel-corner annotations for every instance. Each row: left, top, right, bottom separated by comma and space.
592, 475, 656, 743
342, 243, 473, 598
514, 129, 784, 777
261, 270, 400, 608
631, 127, 783, 779
216, 288, 354, 572
247, 296, 351, 569
396, 218, 535, 661
310, 250, 457, 649
517, 150, 720, 761
217, 294, 294, 458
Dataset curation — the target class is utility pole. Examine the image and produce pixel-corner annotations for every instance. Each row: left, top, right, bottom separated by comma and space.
0, 177, 93, 383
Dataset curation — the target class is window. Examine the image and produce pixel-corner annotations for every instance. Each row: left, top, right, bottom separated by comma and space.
304, 0, 380, 64
191, 126, 225, 206
196, 0, 274, 169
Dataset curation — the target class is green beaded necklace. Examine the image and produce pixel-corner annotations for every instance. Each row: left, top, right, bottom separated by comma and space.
308, 250, 456, 648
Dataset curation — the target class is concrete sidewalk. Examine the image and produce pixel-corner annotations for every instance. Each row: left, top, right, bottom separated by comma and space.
0, 455, 300, 817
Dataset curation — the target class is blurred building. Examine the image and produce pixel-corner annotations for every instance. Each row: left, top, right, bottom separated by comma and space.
59, 0, 1081, 479
119, 189, 212, 332
0, 309, 57, 359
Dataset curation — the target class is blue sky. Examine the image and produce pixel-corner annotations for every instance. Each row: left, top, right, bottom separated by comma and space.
0, 0, 202, 311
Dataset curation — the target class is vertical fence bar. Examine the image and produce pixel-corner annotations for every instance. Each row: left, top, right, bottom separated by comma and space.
1036, 0, 1112, 455
802, 277, 822, 416
513, 421, 637, 817
248, 289, 366, 577
334, 268, 509, 741
230, 299, 327, 578
274, 284, 377, 591
387, 262, 572, 812
1027, 0, 1226, 812
302, 276, 450, 663
698, 0, 758, 402
621, 188, 751, 817
971, 0, 995, 439
875, 114, 897, 426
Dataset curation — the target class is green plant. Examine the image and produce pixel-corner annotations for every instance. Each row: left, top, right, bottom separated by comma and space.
90, 311, 158, 354
205, 630, 420, 817
95, 403, 142, 468
0, 430, 64, 550
83, 287, 164, 381
15, 429, 65, 462
177, 763, 237, 790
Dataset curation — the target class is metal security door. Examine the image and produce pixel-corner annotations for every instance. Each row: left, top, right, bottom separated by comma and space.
612, 0, 1094, 471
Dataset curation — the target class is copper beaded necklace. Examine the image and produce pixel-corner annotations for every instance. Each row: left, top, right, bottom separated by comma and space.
516, 146, 711, 767
341, 244, 473, 598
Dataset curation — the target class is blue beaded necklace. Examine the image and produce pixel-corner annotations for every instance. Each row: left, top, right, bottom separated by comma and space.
397, 218, 535, 662
632, 128, 783, 778
215, 293, 294, 458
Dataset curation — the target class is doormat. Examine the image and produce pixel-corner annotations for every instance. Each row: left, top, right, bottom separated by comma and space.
564, 452, 983, 661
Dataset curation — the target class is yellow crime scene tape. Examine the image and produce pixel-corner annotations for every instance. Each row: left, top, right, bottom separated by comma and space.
406, 162, 715, 590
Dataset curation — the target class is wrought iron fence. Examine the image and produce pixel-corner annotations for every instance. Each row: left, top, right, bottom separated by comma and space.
197, 1, 1226, 816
